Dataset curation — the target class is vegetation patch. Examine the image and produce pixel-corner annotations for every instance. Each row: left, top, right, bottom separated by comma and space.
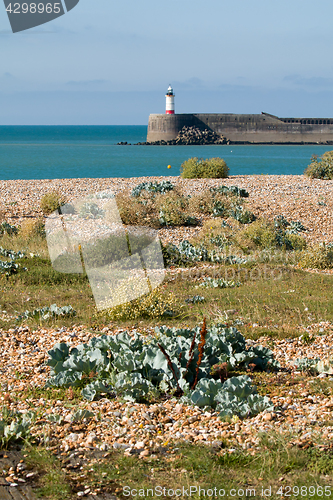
304, 151, 333, 179
180, 157, 229, 179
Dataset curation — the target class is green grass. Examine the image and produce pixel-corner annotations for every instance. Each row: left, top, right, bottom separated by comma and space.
1, 234, 333, 336
73, 436, 333, 499
24, 446, 72, 499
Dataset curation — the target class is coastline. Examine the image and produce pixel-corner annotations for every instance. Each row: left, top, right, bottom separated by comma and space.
1, 174, 333, 245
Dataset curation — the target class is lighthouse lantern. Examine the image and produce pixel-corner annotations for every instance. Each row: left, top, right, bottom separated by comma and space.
165, 85, 175, 114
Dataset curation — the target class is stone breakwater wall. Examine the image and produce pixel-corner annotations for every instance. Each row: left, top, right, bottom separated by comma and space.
147, 112, 333, 144
1, 175, 333, 246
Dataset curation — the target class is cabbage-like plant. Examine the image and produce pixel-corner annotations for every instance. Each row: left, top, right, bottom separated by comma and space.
45, 322, 279, 419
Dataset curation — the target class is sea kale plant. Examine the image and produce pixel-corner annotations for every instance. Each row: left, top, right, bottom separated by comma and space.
131, 181, 175, 197
0, 222, 18, 236
162, 239, 247, 267
0, 407, 36, 448
45, 320, 278, 419
16, 304, 76, 322
0, 246, 26, 276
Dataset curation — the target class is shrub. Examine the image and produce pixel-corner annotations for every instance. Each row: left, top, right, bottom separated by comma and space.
116, 191, 160, 227
304, 151, 333, 180
189, 191, 232, 217
40, 191, 66, 215
236, 219, 270, 249
287, 233, 307, 251
116, 191, 197, 228
20, 218, 46, 239
237, 218, 306, 251
156, 192, 197, 226
103, 287, 179, 320
180, 157, 229, 179
297, 243, 333, 269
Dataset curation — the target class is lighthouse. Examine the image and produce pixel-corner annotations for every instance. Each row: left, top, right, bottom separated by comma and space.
165, 85, 175, 114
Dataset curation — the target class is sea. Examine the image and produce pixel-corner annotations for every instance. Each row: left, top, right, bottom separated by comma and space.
1, 125, 332, 180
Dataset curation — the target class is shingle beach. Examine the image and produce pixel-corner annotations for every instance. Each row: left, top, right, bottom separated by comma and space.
1, 175, 333, 496
1, 174, 333, 245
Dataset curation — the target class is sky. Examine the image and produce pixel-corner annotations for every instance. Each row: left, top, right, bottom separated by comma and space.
1, 0, 333, 124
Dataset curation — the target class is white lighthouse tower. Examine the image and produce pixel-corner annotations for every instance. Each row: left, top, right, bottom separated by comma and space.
165, 85, 175, 114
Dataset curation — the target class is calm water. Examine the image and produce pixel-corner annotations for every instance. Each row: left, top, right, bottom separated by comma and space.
0, 125, 332, 180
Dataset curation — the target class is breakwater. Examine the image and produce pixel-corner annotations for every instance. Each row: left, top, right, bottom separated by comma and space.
147, 112, 333, 144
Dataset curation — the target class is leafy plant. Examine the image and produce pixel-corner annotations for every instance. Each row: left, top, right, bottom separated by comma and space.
0, 407, 36, 448
293, 358, 320, 375
0, 221, 18, 236
198, 277, 241, 289
79, 202, 105, 219
45, 322, 279, 417
210, 185, 249, 198
16, 304, 76, 322
229, 204, 256, 224
185, 295, 205, 304
162, 239, 247, 267
180, 157, 229, 179
132, 181, 174, 197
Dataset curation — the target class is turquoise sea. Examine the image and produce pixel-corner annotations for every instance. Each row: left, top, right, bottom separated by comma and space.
0, 125, 332, 180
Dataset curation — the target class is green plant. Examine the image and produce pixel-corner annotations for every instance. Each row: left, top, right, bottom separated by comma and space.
79, 202, 105, 219
229, 204, 256, 224
40, 191, 66, 215
156, 192, 197, 226
210, 185, 249, 198
131, 180, 174, 197
198, 277, 241, 288
0, 221, 18, 236
0, 407, 36, 448
20, 218, 46, 239
162, 239, 247, 267
185, 295, 205, 304
180, 157, 229, 179
102, 287, 180, 320
297, 242, 333, 269
188, 190, 232, 217
16, 303, 76, 322
304, 151, 333, 180
45, 321, 279, 412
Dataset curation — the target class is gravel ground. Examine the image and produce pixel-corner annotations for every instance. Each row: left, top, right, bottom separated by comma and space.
1, 175, 333, 494
0, 325, 333, 466
1, 175, 333, 246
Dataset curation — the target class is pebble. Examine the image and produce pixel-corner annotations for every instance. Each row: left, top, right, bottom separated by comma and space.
1, 175, 333, 246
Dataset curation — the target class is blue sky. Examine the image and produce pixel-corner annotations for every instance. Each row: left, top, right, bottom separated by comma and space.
1, 0, 333, 124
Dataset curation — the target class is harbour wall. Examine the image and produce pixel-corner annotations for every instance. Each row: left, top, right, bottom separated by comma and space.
147, 112, 333, 144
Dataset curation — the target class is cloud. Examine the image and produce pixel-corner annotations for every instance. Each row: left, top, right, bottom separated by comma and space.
283, 74, 333, 89
172, 77, 205, 89
65, 80, 109, 87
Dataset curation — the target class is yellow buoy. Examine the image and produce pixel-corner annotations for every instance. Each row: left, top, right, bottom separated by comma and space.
167, 165, 171, 169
